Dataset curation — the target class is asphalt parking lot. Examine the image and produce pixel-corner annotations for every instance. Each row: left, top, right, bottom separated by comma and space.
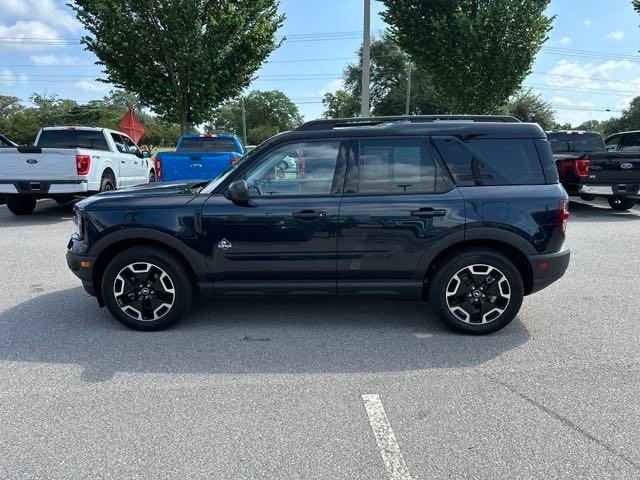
0, 199, 639, 479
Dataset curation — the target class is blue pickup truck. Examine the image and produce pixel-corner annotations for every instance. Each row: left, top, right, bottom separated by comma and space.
155, 133, 244, 182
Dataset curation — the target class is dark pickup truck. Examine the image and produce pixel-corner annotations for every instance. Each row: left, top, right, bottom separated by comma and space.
547, 130, 640, 210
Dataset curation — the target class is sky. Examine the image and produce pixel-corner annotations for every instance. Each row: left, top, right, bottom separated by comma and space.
0, 0, 639, 128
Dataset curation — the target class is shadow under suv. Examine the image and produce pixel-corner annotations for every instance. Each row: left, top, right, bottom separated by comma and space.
67, 115, 570, 334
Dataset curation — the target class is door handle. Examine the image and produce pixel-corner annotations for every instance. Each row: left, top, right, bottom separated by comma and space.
292, 210, 327, 219
411, 208, 446, 218
121, 160, 126, 164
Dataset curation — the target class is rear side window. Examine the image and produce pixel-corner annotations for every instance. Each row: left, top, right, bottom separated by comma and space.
356, 138, 438, 194
37, 130, 109, 151
547, 132, 605, 153
433, 137, 545, 186
621, 133, 640, 152
178, 137, 238, 153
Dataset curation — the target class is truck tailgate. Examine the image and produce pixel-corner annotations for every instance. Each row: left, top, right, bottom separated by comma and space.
158, 152, 233, 181
587, 152, 640, 185
0, 148, 78, 181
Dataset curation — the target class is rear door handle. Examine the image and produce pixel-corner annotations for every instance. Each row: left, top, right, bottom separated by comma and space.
411, 208, 446, 218
121, 160, 126, 164
292, 210, 327, 219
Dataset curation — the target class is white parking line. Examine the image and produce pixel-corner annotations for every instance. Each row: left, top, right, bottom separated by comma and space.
361, 394, 414, 480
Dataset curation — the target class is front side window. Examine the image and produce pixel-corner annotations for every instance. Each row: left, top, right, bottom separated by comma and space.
121, 136, 141, 156
433, 137, 545, 186
244, 141, 341, 196
356, 138, 438, 194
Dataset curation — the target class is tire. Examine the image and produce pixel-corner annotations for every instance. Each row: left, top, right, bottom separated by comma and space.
608, 197, 636, 211
428, 248, 524, 335
99, 174, 115, 193
101, 246, 193, 331
6, 194, 36, 215
580, 194, 596, 201
54, 195, 74, 205
149, 171, 156, 183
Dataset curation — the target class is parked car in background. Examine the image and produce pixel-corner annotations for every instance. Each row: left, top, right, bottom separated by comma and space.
67, 115, 570, 334
0, 133, 17, 147
547, 130, 640, 210
0, 126, 154, 215
154, 133, 244, 182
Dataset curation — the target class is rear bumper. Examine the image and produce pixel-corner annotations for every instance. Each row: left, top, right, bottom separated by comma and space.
0, 180, 88, 195
580, 184, 640, 198
527, 248, 570, 295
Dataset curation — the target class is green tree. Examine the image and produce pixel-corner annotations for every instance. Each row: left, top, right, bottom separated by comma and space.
0, 96, 23, 117
576, 120, 601, 131
505, 89, 555, 129
322, 33, 448, 118
322, 89, 360, 119
597, 96, 640, 137
207, 90, 302, 145
70, 0, 284, 134
381, 0, 554, 113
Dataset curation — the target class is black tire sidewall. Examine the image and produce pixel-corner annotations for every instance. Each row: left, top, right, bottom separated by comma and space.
100, 176, 115, 193
608, 197, 636, 210
6, 195, 36, 215
429, 249, 524, 335
101, 247, 193, 331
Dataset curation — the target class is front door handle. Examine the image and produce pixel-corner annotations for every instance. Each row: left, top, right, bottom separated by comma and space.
121, 160, 126, 164
411, 208, 446, 218
292, 210, 327, 219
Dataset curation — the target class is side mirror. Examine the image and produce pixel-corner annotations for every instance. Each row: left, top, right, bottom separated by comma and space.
227, 179, 250, 204
142, 150, 150, 158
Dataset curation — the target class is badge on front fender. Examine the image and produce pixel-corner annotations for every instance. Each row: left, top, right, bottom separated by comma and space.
217, 238, 232, 250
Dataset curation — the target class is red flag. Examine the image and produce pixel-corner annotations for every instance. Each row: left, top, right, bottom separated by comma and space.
118, 109, 145, 143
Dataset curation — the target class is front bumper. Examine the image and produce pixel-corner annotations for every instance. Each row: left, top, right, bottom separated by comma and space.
66, 233, 94, 282
527, 248, 570, 295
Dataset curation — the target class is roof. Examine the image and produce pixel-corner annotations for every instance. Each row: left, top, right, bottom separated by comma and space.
296, 115, 520, 131
268, 120, 545, 145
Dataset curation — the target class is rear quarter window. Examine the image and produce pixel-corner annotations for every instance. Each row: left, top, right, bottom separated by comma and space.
433, 137, 545, 186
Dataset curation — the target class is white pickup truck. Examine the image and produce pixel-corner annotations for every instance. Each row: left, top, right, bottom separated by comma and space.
0, 126, 155, 215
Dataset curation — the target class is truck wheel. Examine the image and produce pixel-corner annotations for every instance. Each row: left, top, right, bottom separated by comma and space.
608, 197, 636, 211
428, 248, 524, 335
101, 246, 193, 331
54, 195, 74, 205
100, 175, 115, 192
6, 194, 36, 216
580, 194, 596, 201
149, 171, 156, 183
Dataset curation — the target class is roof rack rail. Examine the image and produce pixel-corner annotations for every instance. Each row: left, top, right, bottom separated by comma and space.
296, 115, 521, 131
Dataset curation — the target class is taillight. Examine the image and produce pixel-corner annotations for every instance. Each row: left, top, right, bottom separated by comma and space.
575, 159, 590, 177
154, 156, 162, 179
558, 199, 570, 236
229, 153, 239, 165
76, 154, 91, 175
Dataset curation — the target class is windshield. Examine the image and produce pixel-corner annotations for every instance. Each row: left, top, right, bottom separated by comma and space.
547, 132, 605, 153
177, 137, 239, 153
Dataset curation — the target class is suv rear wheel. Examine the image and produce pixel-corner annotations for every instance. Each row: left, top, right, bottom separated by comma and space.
6, 194, 36, 215
101, 246, 193, 330
428, 249, 524, 334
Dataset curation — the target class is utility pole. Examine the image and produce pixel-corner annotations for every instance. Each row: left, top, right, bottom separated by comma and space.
241, 96, 247, 147
405, 62, 412, 115
360, 0, 371, 117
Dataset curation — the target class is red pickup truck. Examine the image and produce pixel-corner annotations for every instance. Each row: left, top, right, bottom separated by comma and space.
547, 130, 640, 210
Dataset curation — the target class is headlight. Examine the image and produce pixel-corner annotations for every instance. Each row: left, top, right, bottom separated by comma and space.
73, 211, 85, 239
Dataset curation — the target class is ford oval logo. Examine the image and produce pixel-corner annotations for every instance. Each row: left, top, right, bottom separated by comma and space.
621, 162, 634, 170
26, 158, 38, 165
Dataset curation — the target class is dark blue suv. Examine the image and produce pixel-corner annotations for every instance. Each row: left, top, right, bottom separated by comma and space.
67, 115, 570, 334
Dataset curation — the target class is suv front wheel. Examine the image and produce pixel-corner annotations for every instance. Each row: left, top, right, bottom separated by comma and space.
429, 249, 524, 334
101, 246, 193, 330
